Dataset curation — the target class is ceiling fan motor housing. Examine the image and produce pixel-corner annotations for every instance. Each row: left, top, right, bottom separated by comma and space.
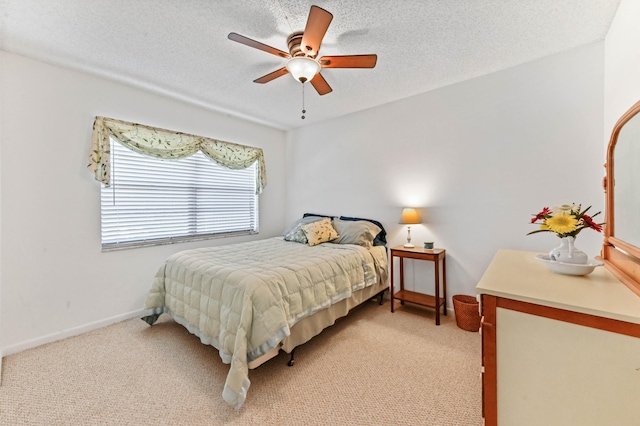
287, 32, 312, 58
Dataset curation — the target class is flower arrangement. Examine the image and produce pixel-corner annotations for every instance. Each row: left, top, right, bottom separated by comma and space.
528, 204, 604, 238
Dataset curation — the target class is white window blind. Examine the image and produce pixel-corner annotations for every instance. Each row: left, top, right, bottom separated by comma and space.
101, 138, 258, 249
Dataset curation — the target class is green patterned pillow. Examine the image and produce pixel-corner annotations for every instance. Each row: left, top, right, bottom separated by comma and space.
302, 218, 339, 246
283, 216, 324, 243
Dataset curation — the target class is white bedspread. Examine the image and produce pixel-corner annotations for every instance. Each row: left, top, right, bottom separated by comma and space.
142, 237, 387, 409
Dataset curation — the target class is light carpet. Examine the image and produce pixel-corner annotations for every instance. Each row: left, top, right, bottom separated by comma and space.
0, 300, 482, 425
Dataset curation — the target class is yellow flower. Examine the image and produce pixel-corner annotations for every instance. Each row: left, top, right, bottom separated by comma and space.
545, 213, 579, 234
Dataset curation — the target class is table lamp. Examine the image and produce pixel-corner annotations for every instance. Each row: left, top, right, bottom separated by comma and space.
399, 208, 421, 248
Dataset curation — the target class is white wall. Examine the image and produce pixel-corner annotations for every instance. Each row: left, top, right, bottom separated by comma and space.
604, 0, 640, 132
286, 43, 606, 304
0, 52, 287, 355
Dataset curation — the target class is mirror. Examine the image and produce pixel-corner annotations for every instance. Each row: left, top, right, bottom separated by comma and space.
614, 116, 640, 247
603, 100, 640, 297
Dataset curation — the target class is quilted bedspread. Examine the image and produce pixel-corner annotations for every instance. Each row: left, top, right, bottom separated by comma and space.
141, 237, 387, 409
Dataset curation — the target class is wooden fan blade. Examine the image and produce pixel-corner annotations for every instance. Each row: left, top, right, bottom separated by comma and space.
300, 6, 333, 58
253, 67, 289, 84
319, 54, 377, 68
228, 32, 290, 58
310, 73, 332, 95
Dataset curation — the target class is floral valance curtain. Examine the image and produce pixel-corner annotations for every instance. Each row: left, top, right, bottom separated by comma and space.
88, 116, 267, 194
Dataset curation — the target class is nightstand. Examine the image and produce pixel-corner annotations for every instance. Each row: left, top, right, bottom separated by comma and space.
389, 246, 447, 325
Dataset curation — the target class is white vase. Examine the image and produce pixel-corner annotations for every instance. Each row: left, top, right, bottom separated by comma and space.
549, 236, 588, 264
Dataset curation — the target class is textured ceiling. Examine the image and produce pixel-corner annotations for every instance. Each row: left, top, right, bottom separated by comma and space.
1, 0, 621, 130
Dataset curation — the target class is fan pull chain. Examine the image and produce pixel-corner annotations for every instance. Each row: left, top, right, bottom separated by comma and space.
301, 83, 306, 119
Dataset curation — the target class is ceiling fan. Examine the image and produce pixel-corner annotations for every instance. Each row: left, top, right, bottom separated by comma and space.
228, 5, 377, 96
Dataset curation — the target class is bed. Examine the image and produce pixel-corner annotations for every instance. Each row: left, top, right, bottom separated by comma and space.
141, 215, 389, 409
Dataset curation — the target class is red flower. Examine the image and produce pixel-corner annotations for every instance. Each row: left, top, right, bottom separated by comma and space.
531, 207, 551, 223
582, 214, 603, 232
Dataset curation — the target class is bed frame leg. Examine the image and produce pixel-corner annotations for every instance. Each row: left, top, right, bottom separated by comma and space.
287, 349, 295, 367
370, 289, 386, 305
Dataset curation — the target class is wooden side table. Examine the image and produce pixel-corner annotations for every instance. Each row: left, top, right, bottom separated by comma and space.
389, 246, 447, 325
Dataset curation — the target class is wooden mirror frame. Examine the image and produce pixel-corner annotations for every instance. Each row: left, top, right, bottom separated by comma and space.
602, 99, 640, 297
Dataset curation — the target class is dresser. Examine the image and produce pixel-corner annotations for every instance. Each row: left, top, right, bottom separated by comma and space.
476, 249, 640, 426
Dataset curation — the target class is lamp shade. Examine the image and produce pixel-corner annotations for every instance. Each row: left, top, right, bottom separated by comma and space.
286, 57, 320, 83
399, 208, 421, 224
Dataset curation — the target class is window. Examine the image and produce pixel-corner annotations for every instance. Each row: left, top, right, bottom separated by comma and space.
101, 138, 258, 249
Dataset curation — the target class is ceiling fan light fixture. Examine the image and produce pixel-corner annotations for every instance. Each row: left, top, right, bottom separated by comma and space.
286, 57, 320, 83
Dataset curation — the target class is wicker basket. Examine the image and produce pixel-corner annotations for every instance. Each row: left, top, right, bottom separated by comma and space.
452, 295, 481, 332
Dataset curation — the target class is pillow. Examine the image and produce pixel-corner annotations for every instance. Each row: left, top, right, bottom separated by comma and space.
339, 216, 387, 246
302, 218, 339, 246
283, 216, 325, 244
331, 218, 381, 249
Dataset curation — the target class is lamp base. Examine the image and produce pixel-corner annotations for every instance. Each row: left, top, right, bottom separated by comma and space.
403, 243, 415, 248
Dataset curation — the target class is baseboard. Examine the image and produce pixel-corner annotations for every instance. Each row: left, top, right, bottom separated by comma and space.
1, 308, 146, 358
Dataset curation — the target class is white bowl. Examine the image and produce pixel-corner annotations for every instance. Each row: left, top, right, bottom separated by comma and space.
535, 254, 603, 276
